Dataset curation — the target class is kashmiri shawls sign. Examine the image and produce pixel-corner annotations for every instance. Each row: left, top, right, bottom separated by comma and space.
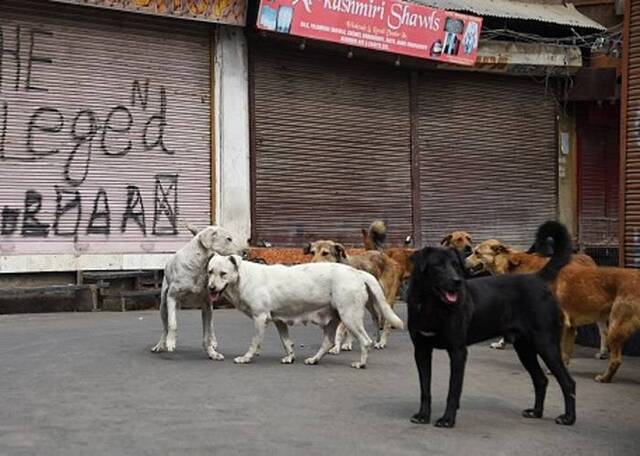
257, 0, 482, 66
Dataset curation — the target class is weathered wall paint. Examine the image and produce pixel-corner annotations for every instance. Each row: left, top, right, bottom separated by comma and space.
214, 26, 251, 243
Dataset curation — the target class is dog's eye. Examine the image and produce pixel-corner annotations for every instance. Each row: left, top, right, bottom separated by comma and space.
322, 251, 329, 256
226, 237, 232, 242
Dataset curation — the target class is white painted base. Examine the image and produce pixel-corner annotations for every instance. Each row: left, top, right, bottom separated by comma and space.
0, 254, 171, 273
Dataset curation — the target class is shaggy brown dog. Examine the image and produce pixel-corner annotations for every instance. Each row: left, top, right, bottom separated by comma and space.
304, 240, 402, 350
466, 240, 640, 383
361, 220, 414, 280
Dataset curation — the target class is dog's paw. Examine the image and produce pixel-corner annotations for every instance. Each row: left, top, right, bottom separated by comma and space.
328, 346, 340, 355
281, 355, 295, 364
522, 408, 543, 419
489, 341, 505, 350
341, 343, 353, 351
554, 414, 576, 425
373, 341, 386, 350
304, 357, 319, 365
234, 355, 252, 364
594, 373, 611, 383
150, 342, 167, 353
165, 337, 176, 352
434, 415, 456, 428
595, 351, 609, 360
410, 412, 430, 424
207, 350, 224, 361
351, 361, 366, 369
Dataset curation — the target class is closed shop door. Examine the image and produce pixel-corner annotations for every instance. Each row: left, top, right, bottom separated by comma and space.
0, 0, 211, 256
417, 71, 557, 249
250, 42, 413, 246
578, 104, 619, 247
623, 0, 640, 267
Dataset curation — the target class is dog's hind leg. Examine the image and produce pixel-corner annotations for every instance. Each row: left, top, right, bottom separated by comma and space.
202, 302, 224, 361
595, 307, 637, 382
329, 323, 350, 355
595, 320, 609, 359
274, 320, 295, 364
513, 340, 548, 419
560, 324, 577, 365
305, 319, 339, 365
535, 339, 576, 425
340, 318, 373, 369
151, 287, 169, 353
235, 313, 268, 364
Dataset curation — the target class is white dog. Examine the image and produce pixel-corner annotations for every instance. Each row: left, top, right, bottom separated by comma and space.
206, 254, 404, 368
150, 225, 247, 359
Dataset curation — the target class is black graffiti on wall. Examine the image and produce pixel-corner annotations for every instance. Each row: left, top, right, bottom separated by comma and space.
1, 176, 179, 239
0, 24, 191, 240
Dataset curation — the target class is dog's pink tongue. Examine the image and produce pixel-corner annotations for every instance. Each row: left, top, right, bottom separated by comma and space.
209, 291, 221, 304
444, 291, 458, 303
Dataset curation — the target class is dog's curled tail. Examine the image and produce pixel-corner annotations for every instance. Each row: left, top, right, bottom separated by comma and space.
360, 271, 404, 330
534, 221, 572, 282
367, 220, 387, 250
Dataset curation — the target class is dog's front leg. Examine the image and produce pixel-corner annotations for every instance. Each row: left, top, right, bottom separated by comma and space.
274, 320, 295, 364
435, 347, 468, 429
234, 313, 268, 364
202, 302, 224, 361
410, 341, 433, 424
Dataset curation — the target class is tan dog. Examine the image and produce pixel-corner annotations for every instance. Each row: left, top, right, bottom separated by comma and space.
304, 240, 402, 351
361, 220, 414, 281
466, 240, 640, 383
440, 231, 473, 257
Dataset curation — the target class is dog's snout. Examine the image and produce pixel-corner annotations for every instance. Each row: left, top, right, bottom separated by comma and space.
463, 245, 472, 256
208, 285, 216, 292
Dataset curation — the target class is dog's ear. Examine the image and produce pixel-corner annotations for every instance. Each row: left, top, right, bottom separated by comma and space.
440, 234, 453, 246
491, 243, 509, 255
207, 253, 216, 267
410, 248, 431, 273
334, 243, 347, 261
507, 257, 521, 271
466, 234, 473, 244
302, 242, 312, 255
228, 255, 240, 271
198, 227, 218, 250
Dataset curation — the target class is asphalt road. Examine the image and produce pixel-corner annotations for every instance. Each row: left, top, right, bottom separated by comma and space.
1, 305, 639, 456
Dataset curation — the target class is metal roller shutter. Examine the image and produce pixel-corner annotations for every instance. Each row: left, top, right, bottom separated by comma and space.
250, 42, 412, 246
0, 0, 211, 256
577, 105, 619, 247
417, 71, 557, 249
623, 0, 640, 267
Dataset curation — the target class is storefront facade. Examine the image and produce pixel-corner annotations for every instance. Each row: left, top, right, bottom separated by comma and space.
249, 40, 565, 249
0, 0, 246, 272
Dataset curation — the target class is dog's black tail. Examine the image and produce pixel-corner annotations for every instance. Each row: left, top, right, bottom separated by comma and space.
534, 221, 572, 282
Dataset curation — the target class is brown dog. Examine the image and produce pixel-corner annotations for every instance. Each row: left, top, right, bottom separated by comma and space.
304, 240, 402, 350
440, 231, 473, 257
466, 239, 640, 383
361, 220, 414, 280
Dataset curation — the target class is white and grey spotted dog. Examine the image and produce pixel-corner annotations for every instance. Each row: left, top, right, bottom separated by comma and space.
150, 225, 247, 360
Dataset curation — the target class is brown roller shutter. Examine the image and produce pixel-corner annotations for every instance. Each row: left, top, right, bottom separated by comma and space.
250, 42, 412, 246
0, 0, 211, 256
623, 0, 640, 267
417, 71, 557, 249
577, 104, 619, 247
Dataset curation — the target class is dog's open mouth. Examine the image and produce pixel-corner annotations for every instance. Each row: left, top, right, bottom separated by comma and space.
208, 286, 226, 304
438, 289, 459, 304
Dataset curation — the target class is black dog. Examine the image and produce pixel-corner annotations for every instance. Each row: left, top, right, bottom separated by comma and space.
407, 221, 576, 428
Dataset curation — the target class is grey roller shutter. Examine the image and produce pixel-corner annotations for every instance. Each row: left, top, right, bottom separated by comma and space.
250, 42, 412, 246
417, 71, 558, 249
0, 0, 211, 256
